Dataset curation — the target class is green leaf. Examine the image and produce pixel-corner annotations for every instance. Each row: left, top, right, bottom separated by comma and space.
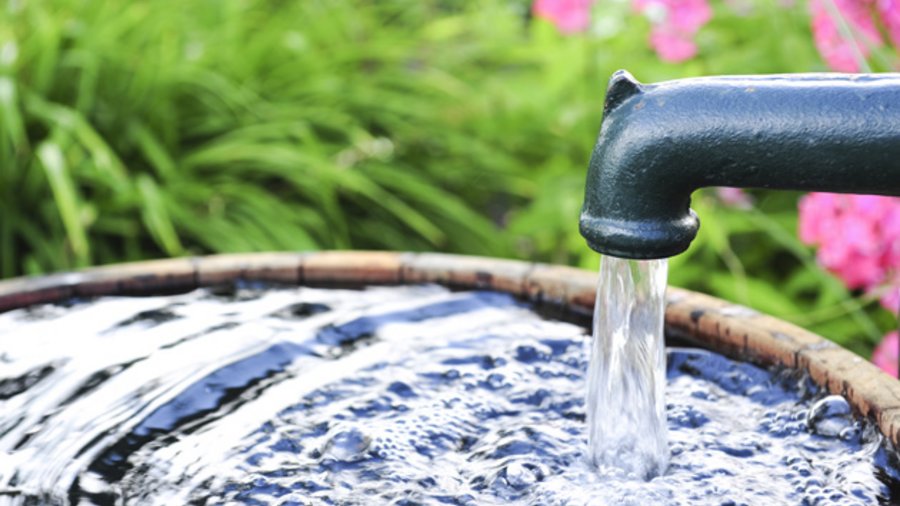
36, 140, 90, 265
137, 174, 184, 256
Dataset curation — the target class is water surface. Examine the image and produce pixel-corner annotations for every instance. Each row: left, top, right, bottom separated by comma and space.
0, 284, 897, 505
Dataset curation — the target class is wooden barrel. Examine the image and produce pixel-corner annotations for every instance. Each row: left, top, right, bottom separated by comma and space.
1, 251, 897, 445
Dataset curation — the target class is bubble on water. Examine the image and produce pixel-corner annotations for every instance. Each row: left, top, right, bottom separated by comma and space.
669, 404, 710, 428
481, 373, 506, 390
500, 461, 545, 490
840, 425, 862, 443
807, 395, 853, 437
387, 381, 416, 399
323, 427, 370, 461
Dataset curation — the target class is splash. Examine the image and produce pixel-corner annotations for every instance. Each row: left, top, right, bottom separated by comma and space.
586, 256, 669, 479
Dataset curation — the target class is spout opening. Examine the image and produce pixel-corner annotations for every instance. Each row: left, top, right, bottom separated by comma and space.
579, 212, 699, 260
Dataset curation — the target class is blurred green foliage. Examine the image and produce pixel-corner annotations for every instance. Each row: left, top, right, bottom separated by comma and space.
0, 0, 895, 355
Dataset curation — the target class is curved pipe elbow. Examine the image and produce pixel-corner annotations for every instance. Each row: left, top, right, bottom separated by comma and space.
580, 70, 900, 260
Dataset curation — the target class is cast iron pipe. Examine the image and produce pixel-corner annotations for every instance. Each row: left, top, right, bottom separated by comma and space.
580, 70, 900, 259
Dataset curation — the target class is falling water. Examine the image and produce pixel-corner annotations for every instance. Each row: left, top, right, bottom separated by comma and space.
587, 256, 669, 479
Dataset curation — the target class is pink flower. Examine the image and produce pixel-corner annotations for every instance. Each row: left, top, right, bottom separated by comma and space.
873, 331, 899, 377
649, 28, 701, 62
634, 0, 713, 62
533, 0, 596, 34
669, 0, 714, 31
877, 0, 900, 48
809, 0, 883, 72
799, 193, 900, 310
881, 283, 900, 314
799, 192, 838, 244
716, 187, 753, 209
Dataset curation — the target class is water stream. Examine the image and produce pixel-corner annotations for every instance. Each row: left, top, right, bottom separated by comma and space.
587, 256, 668, 479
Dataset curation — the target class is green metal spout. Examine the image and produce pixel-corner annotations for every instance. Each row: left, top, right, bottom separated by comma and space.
580, 70, 900, 259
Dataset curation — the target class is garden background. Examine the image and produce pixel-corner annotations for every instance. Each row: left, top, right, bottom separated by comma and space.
2, 0, 899, 367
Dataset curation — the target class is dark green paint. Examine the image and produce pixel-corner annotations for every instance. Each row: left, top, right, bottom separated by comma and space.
580, 70, 900, 259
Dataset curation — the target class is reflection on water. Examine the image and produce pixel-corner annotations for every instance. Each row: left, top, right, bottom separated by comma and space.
0, 284, 897, 505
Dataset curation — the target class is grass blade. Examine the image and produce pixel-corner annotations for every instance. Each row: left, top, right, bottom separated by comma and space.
36, 140, 90, 265
137, 174, 184, 256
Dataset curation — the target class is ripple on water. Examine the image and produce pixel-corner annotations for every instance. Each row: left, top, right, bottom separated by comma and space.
0, 284, 896, 505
